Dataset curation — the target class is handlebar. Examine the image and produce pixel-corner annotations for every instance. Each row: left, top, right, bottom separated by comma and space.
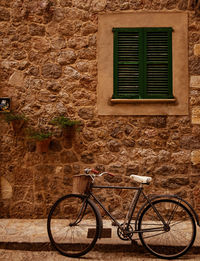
84, 168, 115, 177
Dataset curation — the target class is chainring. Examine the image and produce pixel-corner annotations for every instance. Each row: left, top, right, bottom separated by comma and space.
117, 224, 134, 241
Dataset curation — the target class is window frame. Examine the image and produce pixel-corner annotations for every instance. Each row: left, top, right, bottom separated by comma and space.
113, 27, 173, 100
97, 12, 188, 116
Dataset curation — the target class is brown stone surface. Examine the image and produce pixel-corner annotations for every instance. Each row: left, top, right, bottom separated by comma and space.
192, 107, 200, 124
191, 150, 200, 165
194, 44, 200, 56
0, 0, 200, 218
41, 63, 62, 79
191, 76, 200, 88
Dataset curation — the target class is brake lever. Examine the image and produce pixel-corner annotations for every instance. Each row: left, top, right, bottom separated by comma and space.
99, 171, 115, 177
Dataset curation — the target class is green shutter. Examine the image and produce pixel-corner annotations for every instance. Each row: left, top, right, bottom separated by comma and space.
113, 28, 142, 99
113, 27, 173, 99
144, 28, 173, 98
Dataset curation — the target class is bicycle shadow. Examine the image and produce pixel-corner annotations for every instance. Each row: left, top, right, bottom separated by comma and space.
1, 242, 198, 260
82, 244, 200, 261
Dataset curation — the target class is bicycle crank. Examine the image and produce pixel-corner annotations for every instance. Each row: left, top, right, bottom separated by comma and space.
117, 224, 134, 241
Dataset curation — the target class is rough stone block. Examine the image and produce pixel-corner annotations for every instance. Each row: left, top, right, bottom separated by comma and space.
41, 63, 62, 79
29, 23, 45, 36
80, 151, 94, 164
194, 44, 200, 56
191, 150, 200, 165
192, 107, 200, 124
1, 177, 12, 199
9, 71, 24, 87
161, 177, 189, 189
190, 76, 200, 88
57, 50, 77, 65
33, 38, 50, 53
92, 0, 107, 12
60, 150, 78, 163
82, 22, 97, 36
0, 7, 10, 21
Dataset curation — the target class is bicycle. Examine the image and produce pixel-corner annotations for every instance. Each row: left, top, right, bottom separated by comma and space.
47, 168, 200, 259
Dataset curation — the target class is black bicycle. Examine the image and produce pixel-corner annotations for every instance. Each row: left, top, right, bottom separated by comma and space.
47, 168, 199, 259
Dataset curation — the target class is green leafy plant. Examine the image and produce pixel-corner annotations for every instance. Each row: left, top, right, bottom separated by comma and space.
2, 112, 28, 135
3, 112, 28, 123
50, 116, 81, 129
27, 128, 52, 141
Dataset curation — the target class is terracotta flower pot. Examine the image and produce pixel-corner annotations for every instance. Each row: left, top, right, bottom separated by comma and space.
36, 138, 51, 153
62, 126, 75, 139
62, 126, 76, 148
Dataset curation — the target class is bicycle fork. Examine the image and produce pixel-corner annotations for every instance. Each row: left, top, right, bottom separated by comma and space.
69, 198, 88, 226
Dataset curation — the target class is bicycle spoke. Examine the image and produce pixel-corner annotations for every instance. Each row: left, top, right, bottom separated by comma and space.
47, 194, 101, 257
167, 201, 179, 225
138, 199, 196, 259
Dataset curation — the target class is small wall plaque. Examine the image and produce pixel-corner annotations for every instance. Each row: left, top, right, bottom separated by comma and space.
0, 98, 11, 112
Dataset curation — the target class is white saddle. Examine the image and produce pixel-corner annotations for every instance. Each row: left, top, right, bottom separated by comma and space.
130, 174, 152, 184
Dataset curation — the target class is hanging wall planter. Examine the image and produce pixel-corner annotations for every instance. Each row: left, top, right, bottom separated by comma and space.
36, 137, 52, 153
50, 115, 80, 139
62, 125, 76, 139
27, 128, 52, 153
50, 116, 81, 148
3, 112, 28, 135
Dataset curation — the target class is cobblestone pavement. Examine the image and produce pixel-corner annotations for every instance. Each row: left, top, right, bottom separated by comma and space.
0, 249, 200, 261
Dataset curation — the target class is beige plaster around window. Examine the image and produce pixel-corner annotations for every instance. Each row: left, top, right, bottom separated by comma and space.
97, 12, 188, 116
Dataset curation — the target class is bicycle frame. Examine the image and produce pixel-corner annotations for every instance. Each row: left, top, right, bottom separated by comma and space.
89, 184, 168, 235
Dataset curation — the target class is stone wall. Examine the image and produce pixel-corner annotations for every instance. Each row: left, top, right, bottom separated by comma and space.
0, 0, 200, 218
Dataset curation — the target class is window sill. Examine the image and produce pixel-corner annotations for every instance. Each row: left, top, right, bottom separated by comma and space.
110, 98, 177, 104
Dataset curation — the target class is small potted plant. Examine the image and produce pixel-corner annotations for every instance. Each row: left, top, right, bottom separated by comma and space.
50, 116, 81, 139
3, 112, 28, 135
27, 128, 52, 153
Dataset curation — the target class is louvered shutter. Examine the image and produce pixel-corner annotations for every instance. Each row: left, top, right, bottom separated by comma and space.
113, 28, 142, 99
144, 28, 173, 99
113, 27, 173, 99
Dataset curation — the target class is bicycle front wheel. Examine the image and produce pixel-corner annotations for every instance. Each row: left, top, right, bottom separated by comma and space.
47, 194, 101, 257
138, 199, 196, 259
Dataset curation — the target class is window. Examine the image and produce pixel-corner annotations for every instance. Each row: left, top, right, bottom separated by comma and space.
113, 27, 173, 100
97, 12, 188, 115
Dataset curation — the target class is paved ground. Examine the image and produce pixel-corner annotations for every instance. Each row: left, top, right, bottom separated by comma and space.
0, 219, 200, 261
0, 248, 200, 261
1, 219, 200, 245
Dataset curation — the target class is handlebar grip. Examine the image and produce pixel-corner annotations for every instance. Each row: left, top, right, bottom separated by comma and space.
107, 172, 115, 177
91, 169, 115, 177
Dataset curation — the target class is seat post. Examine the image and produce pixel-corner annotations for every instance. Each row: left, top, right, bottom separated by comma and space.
124, 187, 142, 228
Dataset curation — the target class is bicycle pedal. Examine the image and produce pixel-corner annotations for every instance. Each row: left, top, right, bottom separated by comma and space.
88, 228, 112, 238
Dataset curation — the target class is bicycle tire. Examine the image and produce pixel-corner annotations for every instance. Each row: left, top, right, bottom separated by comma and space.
138, 199, 196, 259
47, 194, 102, 257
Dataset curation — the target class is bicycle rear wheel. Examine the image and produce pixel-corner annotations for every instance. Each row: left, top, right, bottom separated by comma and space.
138, 199, 196, 259
47, 194, 101, 257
